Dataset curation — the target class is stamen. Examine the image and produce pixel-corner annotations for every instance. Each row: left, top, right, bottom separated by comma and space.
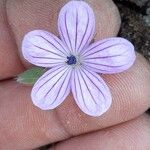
66, 55, 77, 65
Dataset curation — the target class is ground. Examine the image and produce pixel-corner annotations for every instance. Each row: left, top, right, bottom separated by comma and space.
114, 0, 150, 60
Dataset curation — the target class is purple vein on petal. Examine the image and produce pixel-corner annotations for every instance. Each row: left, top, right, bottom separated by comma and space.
84, 61, 129, 68
81, 40, 116, 56
38, 66, 63, 82
51, 34, 69, 55
80, 26, 94, 54
51, 69, 72, 105
33, 44, 63, 58
58, 24, 71, 53
81, 41, 109, 56
65, 11, 73, 52
83, 50, 128, 60
75, 8, 78, 52
35, 35, 66, 56
58, 71, 72, 99
77, 7, 89, 52
83, 64, 110, 72
84, 43, 122, 57
30, 55, 63, 60
81, 67, 107, 101
84, 55, 122, 60
36, 62, 63, 66
44, 68, 69, 99
30, 55, 64, 65
76, 69, 91, 112
36, 67, 65, 92
78, 68, 98, 106
73, 70, 78, 104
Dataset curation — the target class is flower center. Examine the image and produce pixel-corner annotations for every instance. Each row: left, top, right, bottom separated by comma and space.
66, 55, 77, 65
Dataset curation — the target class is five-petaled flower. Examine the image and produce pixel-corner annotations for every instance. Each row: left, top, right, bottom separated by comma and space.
22, 1, 136, 116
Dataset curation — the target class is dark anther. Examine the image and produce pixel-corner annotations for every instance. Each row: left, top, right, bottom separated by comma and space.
66, 55, 77, 65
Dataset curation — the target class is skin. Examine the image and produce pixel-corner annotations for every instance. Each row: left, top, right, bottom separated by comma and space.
0, 0, 150, 149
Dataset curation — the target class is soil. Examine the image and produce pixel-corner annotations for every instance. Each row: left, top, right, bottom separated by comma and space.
114, 0, 150, 60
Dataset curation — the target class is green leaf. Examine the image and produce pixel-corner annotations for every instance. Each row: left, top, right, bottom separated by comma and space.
17, 67, 46, 85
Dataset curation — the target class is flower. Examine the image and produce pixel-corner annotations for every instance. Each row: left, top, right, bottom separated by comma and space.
22, 1, 136, 116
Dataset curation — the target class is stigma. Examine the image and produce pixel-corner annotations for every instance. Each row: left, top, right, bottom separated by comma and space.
66, 55, 77, 65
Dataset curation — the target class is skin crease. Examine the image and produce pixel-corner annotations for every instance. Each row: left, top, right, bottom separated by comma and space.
51, 114, 150, 150
0, 0, 149, 149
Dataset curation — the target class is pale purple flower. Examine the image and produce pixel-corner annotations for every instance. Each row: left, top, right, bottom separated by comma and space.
22, 1, 136, 116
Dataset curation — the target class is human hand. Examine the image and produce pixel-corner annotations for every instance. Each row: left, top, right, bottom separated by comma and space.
0, 0, 150, 149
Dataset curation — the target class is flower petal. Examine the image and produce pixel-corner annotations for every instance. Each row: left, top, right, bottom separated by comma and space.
31, 65, 72, 110
82, 38, 136, 74
71, 67, 112, 117
22, 30, 69, 67
58, 1, 95, 53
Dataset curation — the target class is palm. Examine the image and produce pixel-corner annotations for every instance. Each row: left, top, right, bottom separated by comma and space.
0, 0, 150, 149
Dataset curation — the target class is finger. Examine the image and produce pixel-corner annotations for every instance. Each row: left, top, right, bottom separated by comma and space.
6, 0, 120, 67
55, 54, 150, 134
51, 114, 150, 150
0, 0, 24, 80
0, 54, 150, 149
